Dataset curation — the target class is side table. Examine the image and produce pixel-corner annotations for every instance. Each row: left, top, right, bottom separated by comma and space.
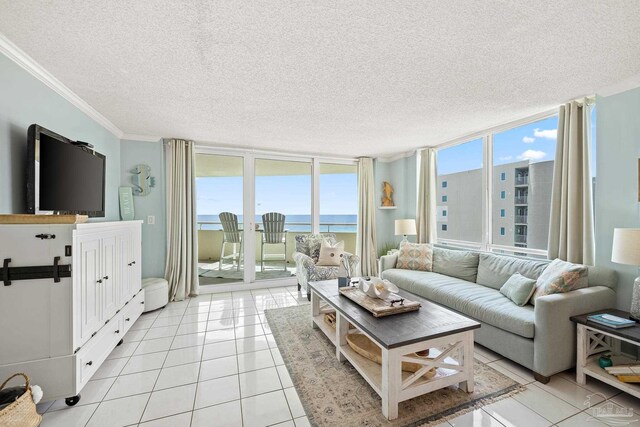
570, 309, 640, 399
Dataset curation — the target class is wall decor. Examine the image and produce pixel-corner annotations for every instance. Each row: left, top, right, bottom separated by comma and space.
119, 187, 135, 220
381, 181, 394, 207
131, 164, 155, 196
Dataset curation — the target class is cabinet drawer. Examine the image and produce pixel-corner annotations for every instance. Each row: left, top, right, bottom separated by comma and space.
122, 291, 145, 335
75, 317, 123, 391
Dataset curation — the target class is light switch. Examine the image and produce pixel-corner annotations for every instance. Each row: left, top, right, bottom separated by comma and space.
147, 215, 155, 225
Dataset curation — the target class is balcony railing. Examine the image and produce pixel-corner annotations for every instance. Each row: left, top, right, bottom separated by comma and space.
514, 196, 528, 204
197, 221, 357, 233
515, 215, 528, 224
514, 234, 528, 244
515, 176, 529, 185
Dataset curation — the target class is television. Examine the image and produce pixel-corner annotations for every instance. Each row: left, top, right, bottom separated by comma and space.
27, 124, 106, 217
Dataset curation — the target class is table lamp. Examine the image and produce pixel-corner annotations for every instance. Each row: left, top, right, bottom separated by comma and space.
611, 228, 640, 320
395, 219, 417, 244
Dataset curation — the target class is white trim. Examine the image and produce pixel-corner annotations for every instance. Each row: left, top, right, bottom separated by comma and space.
121, 134, 162, 142
0, 32, 124, 139
376, 151, 416, 163
431, 109, 558, 150
195, 140, 358, 163
597, 73, 640, 98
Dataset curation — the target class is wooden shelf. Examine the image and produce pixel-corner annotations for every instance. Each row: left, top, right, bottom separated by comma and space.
313, 314, 336, 345
583, 355, 640, 399
378, 206, 397, 210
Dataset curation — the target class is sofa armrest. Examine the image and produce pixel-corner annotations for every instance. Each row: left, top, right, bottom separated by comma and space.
379, 253, 398, 274
533, 286, 616, 376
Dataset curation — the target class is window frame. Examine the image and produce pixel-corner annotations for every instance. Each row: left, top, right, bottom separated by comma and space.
434, 109, 563, 259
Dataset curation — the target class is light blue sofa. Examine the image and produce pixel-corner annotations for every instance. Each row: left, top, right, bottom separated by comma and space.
380, 246, 617, 382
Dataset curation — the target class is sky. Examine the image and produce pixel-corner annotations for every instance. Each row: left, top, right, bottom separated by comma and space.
438, 108, 597, 176
196, 172, 357, 216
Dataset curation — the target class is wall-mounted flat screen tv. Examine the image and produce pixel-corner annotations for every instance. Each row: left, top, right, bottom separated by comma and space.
26, 124, 106, 217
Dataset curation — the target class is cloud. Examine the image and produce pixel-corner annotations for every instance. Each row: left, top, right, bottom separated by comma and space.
522, 136, 535, 143
498, 155, 513, 162
518, 150, 546, 161
533, 128, 557, 140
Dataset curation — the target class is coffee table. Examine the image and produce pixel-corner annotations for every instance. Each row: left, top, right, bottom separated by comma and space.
308, 279, 481, 420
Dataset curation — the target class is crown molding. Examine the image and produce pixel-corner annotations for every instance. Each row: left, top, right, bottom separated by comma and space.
597, 73, 640, 98
376, 150, 416, 163
121, 134, 162, 142
0, 32, 124, 138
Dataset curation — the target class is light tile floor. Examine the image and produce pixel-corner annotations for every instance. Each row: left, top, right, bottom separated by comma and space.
36, 286, 639, 427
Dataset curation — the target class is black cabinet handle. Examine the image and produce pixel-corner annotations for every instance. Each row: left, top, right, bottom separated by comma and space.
141, 301, 144, 304
125, 317, 130, 321
86, 361, 93, 366
97, 279, 103, 284
104, 276, 109, 280
127, 262, 132, 266
115, 329, 120, 334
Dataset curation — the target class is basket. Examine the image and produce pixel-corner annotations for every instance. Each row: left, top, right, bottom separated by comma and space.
0, 373, 42, 427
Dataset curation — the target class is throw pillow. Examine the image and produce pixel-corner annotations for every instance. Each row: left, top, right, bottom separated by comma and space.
531, 258, 588, 304
317, 240, 345, 266
499, 273, 537, 306
396, 242, 433, 271
308, 235, 336, 263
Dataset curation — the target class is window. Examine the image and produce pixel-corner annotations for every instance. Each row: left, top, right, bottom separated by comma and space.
320, 163, 357, 235
500, 227, 506, 236
442, 224, 448, 231
500, 172, 506, 181
500, 191, 506, 199
493, 116, 558, 252
436, 138, 483, 244
442, 195, 448, 202
500, 209, 506, 217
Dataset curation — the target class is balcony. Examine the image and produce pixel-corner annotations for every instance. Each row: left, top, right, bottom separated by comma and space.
514, 234, 528, 244
515, 196, 528, 204
515, 176, 529, 186
515, 215, 528, 224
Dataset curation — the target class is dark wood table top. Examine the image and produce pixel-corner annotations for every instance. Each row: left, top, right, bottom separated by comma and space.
308, 280, 480, 349
570, 309, 640, 343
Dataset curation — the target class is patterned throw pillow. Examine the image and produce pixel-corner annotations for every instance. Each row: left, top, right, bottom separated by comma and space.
317, 240, 345, 266
396, 242, 433, 272
531, 258, 588, 304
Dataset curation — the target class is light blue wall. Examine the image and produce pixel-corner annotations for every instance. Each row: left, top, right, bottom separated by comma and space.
120, 140, 166, 278
0, 53, 121, 219
374, 153, 418, 255
595, 87, 640, 310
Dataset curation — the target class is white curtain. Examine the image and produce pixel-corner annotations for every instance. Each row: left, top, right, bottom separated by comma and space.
416, 148, 438, 244
356, 157, 378, 276
164, 139, 199, 301
548, 100, 595, 265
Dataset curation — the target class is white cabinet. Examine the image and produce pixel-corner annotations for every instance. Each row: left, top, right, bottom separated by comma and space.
0, 221, 143, 402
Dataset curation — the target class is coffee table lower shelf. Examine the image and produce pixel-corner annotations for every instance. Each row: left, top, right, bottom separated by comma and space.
311, 289, 475, 420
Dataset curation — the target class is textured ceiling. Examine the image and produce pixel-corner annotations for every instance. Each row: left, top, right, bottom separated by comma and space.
1, 1, 639, 157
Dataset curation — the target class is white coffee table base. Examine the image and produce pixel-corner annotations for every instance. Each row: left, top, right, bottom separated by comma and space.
311, 290, 475, 420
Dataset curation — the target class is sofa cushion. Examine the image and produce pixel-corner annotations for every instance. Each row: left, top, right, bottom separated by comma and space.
382, 269, 534, 338
500, 273, 537, 306
432, 247, 479, 283
532, 258, 588, 304
476, 253, 548, 290
317, 239, 344, 266
396, 242, 433, 271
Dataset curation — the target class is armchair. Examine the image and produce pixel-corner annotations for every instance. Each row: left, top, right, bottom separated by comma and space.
293, 233, 360, 300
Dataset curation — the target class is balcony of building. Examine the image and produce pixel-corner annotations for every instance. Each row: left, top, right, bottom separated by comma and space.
514, 196, 528, 204
515, 175, 529, 186
515, 215, 528, 224
514, 234, 528, 244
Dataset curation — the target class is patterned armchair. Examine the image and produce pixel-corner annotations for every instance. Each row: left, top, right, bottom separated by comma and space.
293, 233, 360, 300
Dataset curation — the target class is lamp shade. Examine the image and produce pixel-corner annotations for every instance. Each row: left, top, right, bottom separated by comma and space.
611, 228, 640, 266
395, 219, 417, 236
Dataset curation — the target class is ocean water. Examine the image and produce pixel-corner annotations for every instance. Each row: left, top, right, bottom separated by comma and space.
197, 214, 357, 232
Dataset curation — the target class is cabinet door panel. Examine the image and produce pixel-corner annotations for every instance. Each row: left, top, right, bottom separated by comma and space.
119, 231, 132, 304
101, 235, 118, 321
77, 236, 101, 345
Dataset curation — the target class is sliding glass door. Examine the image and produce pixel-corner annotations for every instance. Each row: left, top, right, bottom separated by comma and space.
195, 149, 356, 289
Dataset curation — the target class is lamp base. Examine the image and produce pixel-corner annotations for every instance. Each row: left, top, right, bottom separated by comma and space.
629, 276, 640, 321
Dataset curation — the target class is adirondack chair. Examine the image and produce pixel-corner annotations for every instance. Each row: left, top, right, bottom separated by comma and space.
260, 212, 287, 272
219, 212, 242, 271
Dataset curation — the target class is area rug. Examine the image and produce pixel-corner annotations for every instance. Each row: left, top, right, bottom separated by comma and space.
265, 305, 524, 426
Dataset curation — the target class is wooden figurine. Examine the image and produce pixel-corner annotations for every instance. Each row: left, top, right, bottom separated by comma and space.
381, 181, 394, 206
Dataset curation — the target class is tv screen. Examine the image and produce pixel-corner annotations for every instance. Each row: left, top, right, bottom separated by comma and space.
27, 125, 106, 217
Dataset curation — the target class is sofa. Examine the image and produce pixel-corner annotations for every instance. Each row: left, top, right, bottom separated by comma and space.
293, 233, 360, 300
380, 246, 617, 382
